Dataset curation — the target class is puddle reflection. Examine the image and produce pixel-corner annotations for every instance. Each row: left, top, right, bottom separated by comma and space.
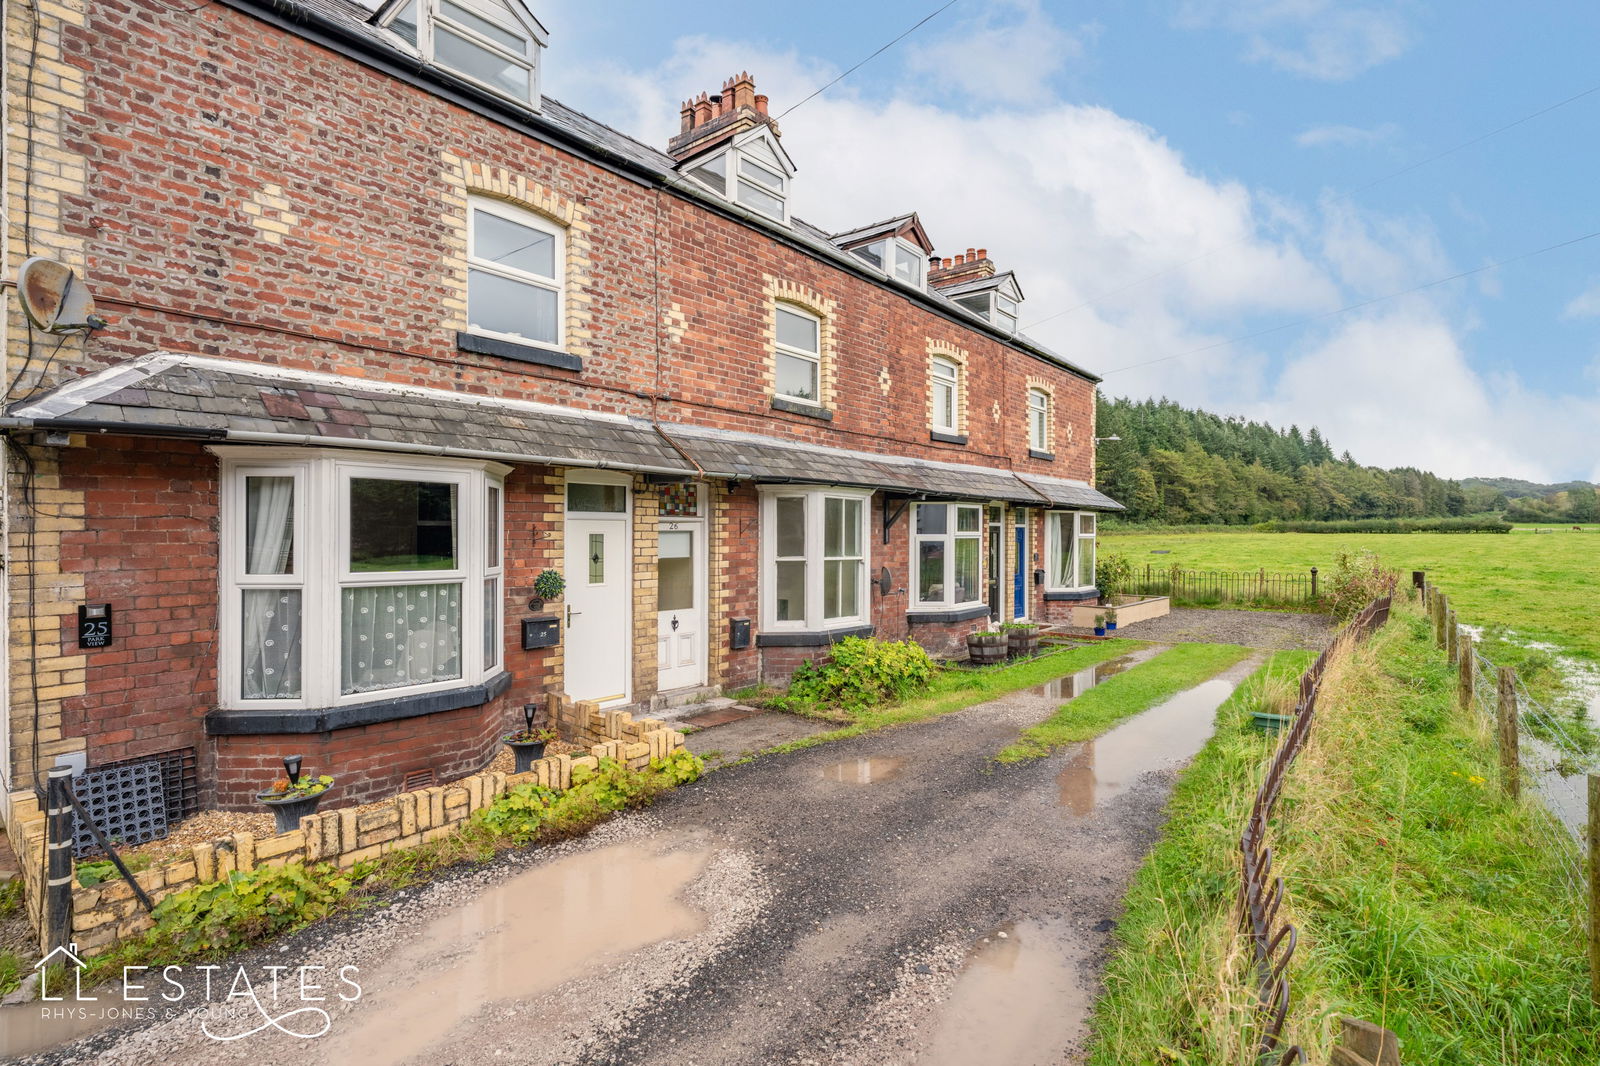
820, 757, 906, 784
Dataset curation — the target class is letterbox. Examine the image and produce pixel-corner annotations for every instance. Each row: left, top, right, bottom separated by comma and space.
521, 615, 561, 650
729, 617, 752, 650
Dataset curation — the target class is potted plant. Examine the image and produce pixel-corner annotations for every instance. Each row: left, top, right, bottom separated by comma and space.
504, 705, 557, 773
1003, 621, 1041, 658
1093, 613, 1107, 637
1104, 607, 1118, 632
966, 627, 1009, 666
529, 569, 566, 612
257, 756, 333, 834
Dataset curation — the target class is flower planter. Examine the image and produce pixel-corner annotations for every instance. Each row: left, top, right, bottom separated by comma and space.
505, 739, 548, 774
967, 632, 1009, 666
1093, 626, 1107, 637
256, 789, 329, 835
1106, 621, 1117, 632
1006, 627, 1041, 658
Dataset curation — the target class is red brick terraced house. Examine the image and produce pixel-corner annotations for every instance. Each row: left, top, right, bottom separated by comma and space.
0, 0, 1121, 817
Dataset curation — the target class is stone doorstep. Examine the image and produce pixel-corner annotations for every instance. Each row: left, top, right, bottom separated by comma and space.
675, 703, 761, 731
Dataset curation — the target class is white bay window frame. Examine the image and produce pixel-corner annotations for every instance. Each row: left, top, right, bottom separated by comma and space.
1045, 511, 1099, 591
759, 486, 872, 632
218, 448, 508, 710
911, 502, 984, 611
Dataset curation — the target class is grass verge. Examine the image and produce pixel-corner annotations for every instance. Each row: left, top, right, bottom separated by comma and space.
1085, 606, 1597, 1065
1083, 650, 1313, 1064
997, 642, 1254, 762
748, 640, 1147, 761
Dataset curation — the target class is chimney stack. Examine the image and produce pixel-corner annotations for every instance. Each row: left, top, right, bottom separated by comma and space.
929, 247, 998, 289
668, 71, 781, 162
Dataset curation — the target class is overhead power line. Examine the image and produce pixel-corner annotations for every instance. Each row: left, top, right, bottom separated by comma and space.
1020, 79, 1600, 332
776, 0, 963, 120
1099, 227, 1600, 376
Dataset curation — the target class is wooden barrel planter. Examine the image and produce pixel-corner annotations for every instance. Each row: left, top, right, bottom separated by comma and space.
967, 631, 1009, 665
1006, 625, 1041, 658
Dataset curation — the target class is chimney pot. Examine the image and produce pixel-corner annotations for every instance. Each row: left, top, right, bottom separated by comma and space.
943, 258, 953, 269
966, 247, 976, 259
679, 101, 694, 133
754, 93, 769, 116
977, 248, 987, 260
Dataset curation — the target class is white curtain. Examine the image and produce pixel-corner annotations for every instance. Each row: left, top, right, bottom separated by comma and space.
341, 583, 462, 694
241, 477, 301, 699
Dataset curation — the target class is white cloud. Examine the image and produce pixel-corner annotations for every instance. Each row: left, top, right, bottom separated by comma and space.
1564, 280, 1600, 319
1178, 1, 1410, 81
535, 21, 1596, 482
1294, 122, 1400, 148
903, 0, 1085, 106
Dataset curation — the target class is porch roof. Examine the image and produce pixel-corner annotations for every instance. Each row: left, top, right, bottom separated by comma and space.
658, 422, 1050, 505
1016, 473, 1126, 511
6, 352, 697, 474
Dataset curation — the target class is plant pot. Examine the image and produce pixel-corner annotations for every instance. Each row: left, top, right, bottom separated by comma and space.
256, 789, 329, 835
1106, 621, 1117, 631
1006, 627, 1040, 658
966, 633, 1009, 666
1093, 626, 1107, 637
506, 739, 548, 774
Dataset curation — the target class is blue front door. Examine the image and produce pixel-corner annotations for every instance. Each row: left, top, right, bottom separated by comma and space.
1013, 526, 1026, 618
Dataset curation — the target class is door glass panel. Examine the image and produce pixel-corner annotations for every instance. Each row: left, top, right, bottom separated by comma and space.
658, 531, 694, 611
568, 483, 626, 513
349, 479, 458, 572
587, 533, 605, 584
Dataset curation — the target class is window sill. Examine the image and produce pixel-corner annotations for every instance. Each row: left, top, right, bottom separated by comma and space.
929, 431, 968, 445
457, 331, 582, 372
770, 396, 834, 421
906, 604, 991, 624
205, 671, 513, 735
756, 624, 873, 647
1043, 588, 1099, 603
1028, 449, 1055, 461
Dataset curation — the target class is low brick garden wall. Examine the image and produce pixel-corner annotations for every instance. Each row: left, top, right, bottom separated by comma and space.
14, 703, 685, 957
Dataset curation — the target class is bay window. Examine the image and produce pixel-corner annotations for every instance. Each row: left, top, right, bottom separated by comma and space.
221, 449, 507, 709
1046, 511, 1098, 590
761, 487, 870, 630
913, 503, 983, 609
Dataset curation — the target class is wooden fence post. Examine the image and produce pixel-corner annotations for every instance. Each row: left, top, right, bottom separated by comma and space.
1496, 667, 1519, 801
1458, 635, 1474, 709
1589, 775, 1600, 1008
1446, 613, 1458, 665
1434, 594, 1448, 648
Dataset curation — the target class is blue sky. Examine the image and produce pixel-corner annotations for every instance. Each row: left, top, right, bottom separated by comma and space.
531, 1, 1598, 481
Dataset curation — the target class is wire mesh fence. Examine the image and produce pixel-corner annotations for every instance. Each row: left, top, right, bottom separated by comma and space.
1237, 593, 1394, 1064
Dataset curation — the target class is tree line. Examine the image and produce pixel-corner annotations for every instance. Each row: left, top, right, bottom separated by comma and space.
1093, 396, 1472, 525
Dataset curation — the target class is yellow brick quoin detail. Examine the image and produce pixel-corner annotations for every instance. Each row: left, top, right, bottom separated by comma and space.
762, 275, 838, 410
1025, 376, 1057, 452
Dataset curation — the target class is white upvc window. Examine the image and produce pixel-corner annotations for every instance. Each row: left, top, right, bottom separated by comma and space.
931, 356, 959, 433
1046, 511, 1098, 591
850, 238, 926, 288
384, 0, 545, 107
774, 304, 822, 405
912, 502, 984, 609
219, 448, 507, 710
683, 131, 792, 223
760, 487, 871, 631
1028, 388, 1051, 451
466, 196, 564, 350
953, 289, 1020, 333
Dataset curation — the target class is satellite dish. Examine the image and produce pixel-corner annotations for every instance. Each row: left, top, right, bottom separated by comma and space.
18, 257, 101, 332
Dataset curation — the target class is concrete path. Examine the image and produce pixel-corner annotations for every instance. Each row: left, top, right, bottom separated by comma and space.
21, 652, 1262, 1066
1124, 607, 1334, 649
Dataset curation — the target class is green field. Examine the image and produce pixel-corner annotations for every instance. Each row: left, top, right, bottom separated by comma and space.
1103, 529, 1599, 662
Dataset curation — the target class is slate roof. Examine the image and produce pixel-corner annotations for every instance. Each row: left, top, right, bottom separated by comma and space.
1016, 474, 1126, 511
936, 271, 1024, 300
9, 354, 696, 474
658, 423, 1048, 505
232, 0, 1098, 383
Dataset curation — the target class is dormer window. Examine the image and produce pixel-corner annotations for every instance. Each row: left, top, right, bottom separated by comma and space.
943, 273, 1024, 335
381, 0, 546, 107
683, 130, 793, 223
850, 239, 925, 288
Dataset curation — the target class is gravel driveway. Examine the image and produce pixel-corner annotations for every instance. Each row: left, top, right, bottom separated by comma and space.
24, 653, 1262, 1066
1122, 607, 1334, 649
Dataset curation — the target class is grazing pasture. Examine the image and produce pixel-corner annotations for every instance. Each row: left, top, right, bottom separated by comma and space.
1101, 529, 1599, 661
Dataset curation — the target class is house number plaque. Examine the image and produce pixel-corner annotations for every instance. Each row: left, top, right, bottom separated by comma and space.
78, 603, 112, 649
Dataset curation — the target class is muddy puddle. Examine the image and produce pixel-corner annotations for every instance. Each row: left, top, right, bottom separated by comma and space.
919, 920, 1090, 1066
1057, 677, 1238, 815
1025, 646, 1163, 701
312, 838, 710, 1064
820, 756, 906, 783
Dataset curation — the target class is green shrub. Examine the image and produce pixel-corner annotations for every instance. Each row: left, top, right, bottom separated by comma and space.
148, 861, 355, 956
475, 751, 705, 845
778, 637, 936, 712
1325, 547, 1398, 619
1096, 552, 1134, 601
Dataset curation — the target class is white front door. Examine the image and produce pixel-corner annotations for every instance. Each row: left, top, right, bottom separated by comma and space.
564, 480, 631, 705
656, 522, 705, 691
